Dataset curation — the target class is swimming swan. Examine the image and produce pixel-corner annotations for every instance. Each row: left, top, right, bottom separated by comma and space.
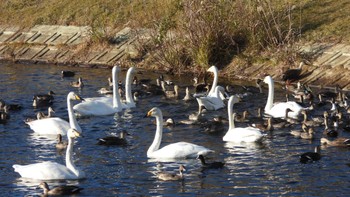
26, 92, 83, 135
223, 96, 264, 143
73, 65, 123, 116
263, 75, 304, 119
196, 86, 226, 111
13, 128, 85, 180
146, 107, 214, 159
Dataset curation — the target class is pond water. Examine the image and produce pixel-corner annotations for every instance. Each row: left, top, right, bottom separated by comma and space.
0, 62, 349, 196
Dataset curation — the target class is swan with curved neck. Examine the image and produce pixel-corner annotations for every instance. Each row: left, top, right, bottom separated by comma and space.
196, 86, 226, 111
223, 96, 263, 143
73, 65, 123, 116
123, 66, 136, 108
13, 128, 85, 180
207, 65, 219, 97
26, 92, 83, 135
263, 75, 304, 119
146, 107, 214, 159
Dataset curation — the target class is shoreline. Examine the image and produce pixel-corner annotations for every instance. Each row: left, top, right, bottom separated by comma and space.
1, 25, 350, 91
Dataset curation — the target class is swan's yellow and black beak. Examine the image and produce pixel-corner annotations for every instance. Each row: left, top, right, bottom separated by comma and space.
144, 110, 152, 118
72, 128, 83, 138
75, 94, 85, 101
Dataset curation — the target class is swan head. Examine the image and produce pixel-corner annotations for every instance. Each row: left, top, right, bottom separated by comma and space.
48, 107, 55, 114
112, 65, 121, 73
67, 128, 82, 139
146, 107, 162, 118
207, 65, 218, 73
263, 76, 272, 84
68, 92, 84, 101
229, 95, 240, 105
128, 66, 136, 73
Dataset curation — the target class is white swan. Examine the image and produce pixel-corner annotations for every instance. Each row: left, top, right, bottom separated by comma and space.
196, 86, 226, 111
13, 128, 85, 180
73, 65, 123, 116
26, 92, 83, 135
223, 96, 264, 143
123, 66, 136, 108
146, 107, 214, 159
263, 76, 304, 119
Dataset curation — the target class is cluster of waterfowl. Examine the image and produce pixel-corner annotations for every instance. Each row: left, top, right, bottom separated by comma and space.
4, 62, 350, 195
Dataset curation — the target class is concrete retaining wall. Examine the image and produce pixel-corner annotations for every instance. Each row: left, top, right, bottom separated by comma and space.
0, 25, 147, 67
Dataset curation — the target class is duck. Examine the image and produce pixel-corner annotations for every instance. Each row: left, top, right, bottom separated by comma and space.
13, 128, 85, 180
290, 123, 308, 137
235, 110, 250, 123
202, 116, 227, 134
323, 111, 339, 138
299, 146, 321, 164
97, 131, 128, 146
73, 65, 124, 116
38, 107, 55, 119
146, 107, 214, 159
0, 105, 10, 119
321, 137, 350, 147
0, 112, 8, 124
301, 110, 321, 127
157, 165, 186, 181
196, 86, 227, 111
179, 105, 207, 125
26, 92, 83, 136
197, 155, 225, 169
193, 76, 209, 95
251, 117, 273, 132
183, 87, 193, 101
0, 99, 22, 111
56, 134, 68, 150
300, 127, 315, 140
70, 77, 84, 88
61, 70, 75, 77
38, 182, 83, 196
161, 81, 179, 98
263, 76, 305, 119
282, 62, 312, 83
223, 96, 264, 143
32, 91, 55, 107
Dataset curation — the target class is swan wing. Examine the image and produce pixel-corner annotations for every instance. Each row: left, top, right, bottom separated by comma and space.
151, 142, 214, 159
196, 97, 224, 111
223, 127, 263, 143
13, 161, 78, 180
266, 102, 303, 118
73, 99, 120, 116
26, 118, 69, 135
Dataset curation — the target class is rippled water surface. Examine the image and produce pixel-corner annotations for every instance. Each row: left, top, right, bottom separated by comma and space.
0, 62, 349, 196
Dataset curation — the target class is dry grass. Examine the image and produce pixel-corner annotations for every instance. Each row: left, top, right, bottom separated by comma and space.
1, 0, 349, 73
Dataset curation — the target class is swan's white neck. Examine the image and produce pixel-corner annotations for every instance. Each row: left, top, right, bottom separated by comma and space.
228, 97, 235, 130
125, 67, 135, 107
112, 67, 122, 108
65, 136, 80, 177
265, 76, 274, 112
147, 112, 163, 157
67, 95, 79, 131
208, 67, 218, 96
